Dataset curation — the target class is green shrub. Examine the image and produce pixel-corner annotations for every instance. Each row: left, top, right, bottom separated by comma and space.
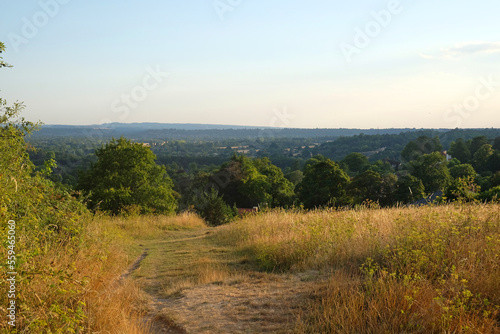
193, 189, 237, 226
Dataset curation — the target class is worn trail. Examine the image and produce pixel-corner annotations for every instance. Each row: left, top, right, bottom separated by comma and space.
122, 227, 322, 334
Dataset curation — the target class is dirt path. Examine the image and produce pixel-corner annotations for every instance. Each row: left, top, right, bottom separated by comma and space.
125, 228, 323, 334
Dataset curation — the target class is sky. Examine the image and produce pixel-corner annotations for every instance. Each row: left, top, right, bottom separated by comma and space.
0, 0, 499, 129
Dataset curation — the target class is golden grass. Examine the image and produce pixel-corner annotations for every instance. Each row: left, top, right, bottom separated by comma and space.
0, 213, 206, 333
101, 212, 207, 239
215, 203, 500, 333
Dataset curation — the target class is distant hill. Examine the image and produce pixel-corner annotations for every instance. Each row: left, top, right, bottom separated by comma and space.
32, 122, 448, 140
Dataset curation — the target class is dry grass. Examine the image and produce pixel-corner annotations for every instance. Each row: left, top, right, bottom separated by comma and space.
101, 212, 207, 240
6, 205, 497, 333
0, 213, 205, 333
215, 203, 500, 333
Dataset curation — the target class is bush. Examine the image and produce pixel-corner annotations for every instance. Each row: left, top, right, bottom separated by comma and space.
479, 185, 500, 202
193, 189, 237, 226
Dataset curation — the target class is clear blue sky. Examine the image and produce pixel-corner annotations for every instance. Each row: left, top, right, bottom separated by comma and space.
1, 0, 499, 128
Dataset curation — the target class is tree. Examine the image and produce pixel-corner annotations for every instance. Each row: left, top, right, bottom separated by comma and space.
393, 175, 425, 204
409, 152, 450, 193
472, 144, 494, 172
493, 137, 500, 151
401, 136, 442, 162
448, 138, 471, 164
78, 137, 177, 215
449, 164, 477, 179
252, 157, 295, 207
297, 158, 350, 208
348, 170, 383, 204
213, 155, 294, 208
341, 152, 369, 175
469, 136, 489, 156
487, 151, 500, 174
348, 170, 397, 206
445, 176, 480, 202
285, 170, 304, 186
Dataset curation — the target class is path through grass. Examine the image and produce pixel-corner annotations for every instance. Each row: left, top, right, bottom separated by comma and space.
113, 213, 319, 334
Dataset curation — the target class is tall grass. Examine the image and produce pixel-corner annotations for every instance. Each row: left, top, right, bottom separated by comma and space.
0, 213, 151, 333
215, 203, 500, 333
0, 213, 204, 333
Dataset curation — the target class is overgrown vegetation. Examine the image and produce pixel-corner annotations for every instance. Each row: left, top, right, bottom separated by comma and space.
215, 204, 500, 333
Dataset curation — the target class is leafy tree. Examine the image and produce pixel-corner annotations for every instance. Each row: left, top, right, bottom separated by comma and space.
348, 170, 396, 206
380, 173, 398, 206
445, 176, 480, 202
78, 137, 177, 215
393, 175, 425, 204
490, 171, 500, 188
252, 157, 295, 207
341, 152, 369, 175
486, 151, 500, 174
472, 144, 494, 172
480, 185, 500, 201
448, 138, 471, 164
348, 170, 383, 204
401, 136, 442, 162
285, 170, 304, 185
447, 158, 462, 169
401, 141, 421, 162
409, 152, 450, 193
297, 158, 350, 208
449, 164, 477, 179
493, 137, 500, 151
214, 155, 294, 208
469, 136, 489, 156
364, 159, 395, 175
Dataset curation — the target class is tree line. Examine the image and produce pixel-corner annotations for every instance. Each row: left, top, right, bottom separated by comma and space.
74, 134, 500, 225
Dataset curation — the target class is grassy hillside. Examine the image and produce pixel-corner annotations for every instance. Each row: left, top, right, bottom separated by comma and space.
3, 202, 498, 333
215, 203, 500, 333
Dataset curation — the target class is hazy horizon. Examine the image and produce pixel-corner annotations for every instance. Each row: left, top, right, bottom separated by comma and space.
1, 1, 499, 129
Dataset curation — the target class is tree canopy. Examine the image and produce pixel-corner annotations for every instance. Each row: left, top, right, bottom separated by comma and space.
409, 152, 450, 193
297, 157, 350, 208
78, 137, 177, 215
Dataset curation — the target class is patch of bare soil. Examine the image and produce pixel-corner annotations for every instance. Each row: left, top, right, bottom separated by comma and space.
149, 272, 322, 334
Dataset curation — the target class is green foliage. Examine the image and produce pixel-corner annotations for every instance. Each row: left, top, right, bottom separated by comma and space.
449, 163, 477, 179
448, 138, 471, 164
401, 136, 443, 162
479, 186, 500, 202
341, 152, 369, 175
193, 189, 236, 226
285, 170, 303, 186
409, 152, 451, 193
297, 157, 351, 208
0, 41, 12, 69
0, 51, 90, 331
252, 157, 295, 207
445, 176, 480, 202
349, 170, 383, 204
393, 175, 425, 204
472, 144, 494, 172
78, 137, 177, 215
469, 136, 489, 156
216, 155, 295, 208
